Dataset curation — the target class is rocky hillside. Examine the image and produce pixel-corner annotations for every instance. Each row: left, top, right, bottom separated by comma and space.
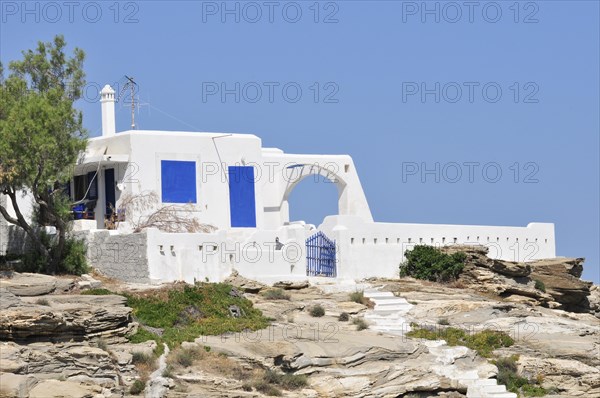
0, 249, 598, 398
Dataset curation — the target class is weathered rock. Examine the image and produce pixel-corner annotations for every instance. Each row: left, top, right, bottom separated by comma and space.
589, 285, 600, 318
0, 372, 37, 398
28, 379, 102, 398
272, 280, 310, 290
223, 270, 264, 293
441, 246, 596, 313
517, 356, 600, 397
489, 259, 531, 277
529, 258, 593, 313
0, 289, 134, 343
0, 272, 57, 296
0, 341, 122, 394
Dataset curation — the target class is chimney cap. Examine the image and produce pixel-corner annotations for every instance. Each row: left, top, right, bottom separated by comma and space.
100, 84, 115, 95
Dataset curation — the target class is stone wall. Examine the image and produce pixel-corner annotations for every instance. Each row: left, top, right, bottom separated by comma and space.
75, 230, 150, 283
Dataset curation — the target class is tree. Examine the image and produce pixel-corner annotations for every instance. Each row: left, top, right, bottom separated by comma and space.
0, 35, 87, 273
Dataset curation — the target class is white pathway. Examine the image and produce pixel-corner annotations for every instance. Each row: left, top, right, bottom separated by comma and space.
363, 289, 517, 398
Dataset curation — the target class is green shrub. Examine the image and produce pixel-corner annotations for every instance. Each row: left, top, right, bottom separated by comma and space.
129, 379, 145, 395
175, 347, 204, 367
494, 355, 548, 396
16, 235, 88, 275
534, 279, 546, 292
349, 290, 364, 304
349, 290, 374, 307
338, 312, 349, 322
131, 352, 155, 367
81, 288, 113, 295
125, 283, 270, 348
467, 329, 514, 358
261, 289, 291, 301
60, 238, 88, 275
262, 370, 308, 390
437, 318, 450, 325
241, 382, 253, 391
162, 365, 174, 378
400, 245, 466, 282
35, 298, 50, 306
352, 317, 368, 331
253, 380, 282, 396
522, 384, 549, 396
97, 339, 108, 351
309, 304, 325, 317
406, 326, 513, 357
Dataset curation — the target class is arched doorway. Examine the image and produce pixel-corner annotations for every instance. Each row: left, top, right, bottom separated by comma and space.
287, 173, 339, 227
281, 163, 347, 227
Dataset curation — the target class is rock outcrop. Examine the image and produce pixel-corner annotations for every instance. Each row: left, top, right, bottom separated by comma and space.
0, 272, 72, 296
529, 257, 593, 313
442, 245, 595, 314
0, 288, 134, 343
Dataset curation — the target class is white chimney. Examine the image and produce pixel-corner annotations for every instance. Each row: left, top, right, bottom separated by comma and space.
100, 84, 116, 136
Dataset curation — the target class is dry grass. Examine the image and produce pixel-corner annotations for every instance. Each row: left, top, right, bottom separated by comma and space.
166, 346, 308, 395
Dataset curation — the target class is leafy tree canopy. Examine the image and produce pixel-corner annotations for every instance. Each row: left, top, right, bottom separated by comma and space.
0, 35, 87, 273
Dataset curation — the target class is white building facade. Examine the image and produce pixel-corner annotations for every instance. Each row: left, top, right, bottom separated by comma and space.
0, 85, 556, 284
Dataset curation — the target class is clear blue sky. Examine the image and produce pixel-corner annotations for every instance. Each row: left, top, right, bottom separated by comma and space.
1, 1, 598, 282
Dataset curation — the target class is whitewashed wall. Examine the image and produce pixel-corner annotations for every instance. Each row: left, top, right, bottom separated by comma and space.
320, 215, 556, 280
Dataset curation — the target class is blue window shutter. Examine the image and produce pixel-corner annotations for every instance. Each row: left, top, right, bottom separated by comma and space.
228, 166, 256, 227
161, 160, 197, 203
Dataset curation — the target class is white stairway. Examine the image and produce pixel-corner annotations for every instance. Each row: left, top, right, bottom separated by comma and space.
363, 290, 517, 398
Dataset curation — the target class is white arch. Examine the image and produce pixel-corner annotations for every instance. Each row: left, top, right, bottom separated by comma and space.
260, 151, 373, 228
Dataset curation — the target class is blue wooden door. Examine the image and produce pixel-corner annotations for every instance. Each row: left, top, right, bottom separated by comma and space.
228, 166, 256, 227
306, 231, 337, 277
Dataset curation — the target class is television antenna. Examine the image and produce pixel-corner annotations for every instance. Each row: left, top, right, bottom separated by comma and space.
117, 75, 138, 129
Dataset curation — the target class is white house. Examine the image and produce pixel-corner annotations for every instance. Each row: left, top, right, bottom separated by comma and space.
0, 85, 556, 284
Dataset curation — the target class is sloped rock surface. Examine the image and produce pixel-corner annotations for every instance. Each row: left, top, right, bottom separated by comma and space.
0, 288, 134, 343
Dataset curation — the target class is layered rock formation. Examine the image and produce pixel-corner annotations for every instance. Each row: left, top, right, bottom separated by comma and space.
0, 289, 135, 343
442, 245, 597, 315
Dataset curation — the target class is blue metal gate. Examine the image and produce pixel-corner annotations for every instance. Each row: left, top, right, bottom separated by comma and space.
306, 231, 337, 277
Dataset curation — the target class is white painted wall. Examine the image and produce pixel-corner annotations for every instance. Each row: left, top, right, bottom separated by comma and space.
320, 215, 556, 280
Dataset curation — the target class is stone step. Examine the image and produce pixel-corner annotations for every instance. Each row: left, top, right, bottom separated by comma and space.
372, 298, 411, 306
363, 291, 395, 298
372, 306, 413, 313
472, 379, 498, 386
481, 385, 506, 393
484, 392, 517, 398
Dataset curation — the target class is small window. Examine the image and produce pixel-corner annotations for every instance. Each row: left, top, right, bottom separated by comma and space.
161, 160, 197, 204
344, 164, 350, 172
374, 238, 378, 244
351, 238, 355, 244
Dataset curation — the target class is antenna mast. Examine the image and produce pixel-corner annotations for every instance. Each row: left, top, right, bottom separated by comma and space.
117, 76, 138, 129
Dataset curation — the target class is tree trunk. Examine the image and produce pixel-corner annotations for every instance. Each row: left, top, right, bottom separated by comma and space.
1, 189, 50, 260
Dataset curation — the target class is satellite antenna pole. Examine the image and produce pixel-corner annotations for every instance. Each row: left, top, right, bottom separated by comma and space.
125, 75, 137, 129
